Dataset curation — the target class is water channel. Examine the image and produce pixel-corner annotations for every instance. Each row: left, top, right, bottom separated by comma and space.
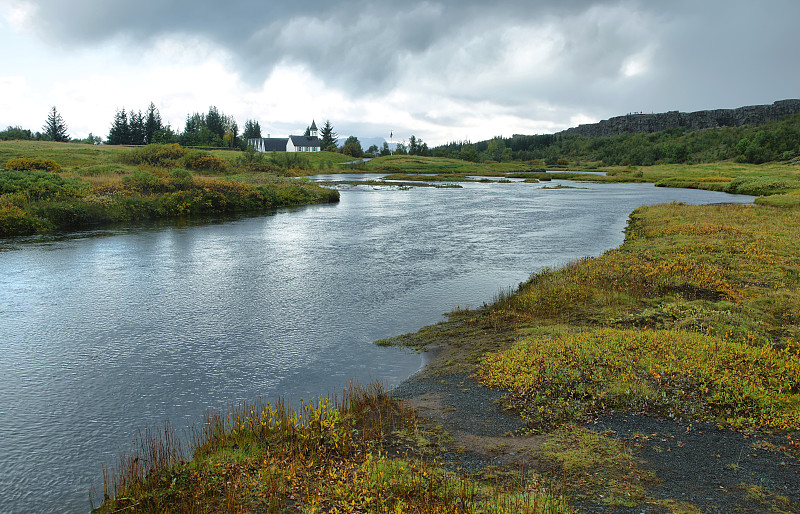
0, 176, 753, 512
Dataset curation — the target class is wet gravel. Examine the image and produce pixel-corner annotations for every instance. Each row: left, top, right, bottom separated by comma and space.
393, 372, 800, 513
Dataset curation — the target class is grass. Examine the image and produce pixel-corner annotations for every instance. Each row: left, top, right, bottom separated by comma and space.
93, 383, 570, 513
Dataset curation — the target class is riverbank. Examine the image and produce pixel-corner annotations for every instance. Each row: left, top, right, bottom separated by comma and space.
0, 142, 341, 237
94, 199, 800, 512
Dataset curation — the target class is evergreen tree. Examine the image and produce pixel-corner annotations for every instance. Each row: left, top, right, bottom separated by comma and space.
319, 120, 338, 150
180, 113, 205, 146
107, 109, 131, 145
380, 141, 391, 156
129, 110, 146, 145
205, 106, 225, 140
43, 106, 69, 142
144, 102, 163, 144
243, 119, 262, 140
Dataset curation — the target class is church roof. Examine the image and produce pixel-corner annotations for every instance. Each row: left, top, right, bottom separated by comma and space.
250, 137, 288, 151
310, 120, 317, 130
290, 135, 320, 148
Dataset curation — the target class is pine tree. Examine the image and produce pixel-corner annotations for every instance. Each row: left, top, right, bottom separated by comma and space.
205, 106, 225, 139
319, 120, 337, 150
107, 109, 130, 145
144, 102, 163, 145
243, 119, 262, 140
129, 110, 146, 145
43, 106, 69, 142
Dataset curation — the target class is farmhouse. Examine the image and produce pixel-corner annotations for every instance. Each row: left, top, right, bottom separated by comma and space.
248, 120, 321, 153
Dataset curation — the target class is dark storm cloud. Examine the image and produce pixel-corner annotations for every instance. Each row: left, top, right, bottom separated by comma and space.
14, 0, 800, 133
19, 0, 623, 89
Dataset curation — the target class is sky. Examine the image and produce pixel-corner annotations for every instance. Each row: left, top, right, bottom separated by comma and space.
1, 0, 798, 146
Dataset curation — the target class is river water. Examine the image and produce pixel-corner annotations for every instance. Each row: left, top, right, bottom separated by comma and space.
0, 176, 753, 512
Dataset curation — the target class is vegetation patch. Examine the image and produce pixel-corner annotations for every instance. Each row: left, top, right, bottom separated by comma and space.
478, 328, 800, 430
537, 426, 655, 507
94, 384, 570, 513
4, 157, 62, 172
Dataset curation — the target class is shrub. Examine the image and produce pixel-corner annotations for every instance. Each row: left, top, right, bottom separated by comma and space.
119, 143, 188, 167
5, 157, 62, 173
181, 151, 228, 172
122, 169, 165, 193
723, 176, 800, 196
0, 198, 45, 236
0, 170, 87, 200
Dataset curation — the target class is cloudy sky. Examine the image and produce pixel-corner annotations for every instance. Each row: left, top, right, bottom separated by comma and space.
1, 0, 798, 145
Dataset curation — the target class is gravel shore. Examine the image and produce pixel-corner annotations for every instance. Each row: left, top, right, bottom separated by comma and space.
393, 365, 800, 513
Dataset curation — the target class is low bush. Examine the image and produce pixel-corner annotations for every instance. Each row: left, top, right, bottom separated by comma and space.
181, 151, 228, 173
723, 176, 800, 196
118, 143, 187, 167
4, 157, 61, 173
478, 328, 800, 431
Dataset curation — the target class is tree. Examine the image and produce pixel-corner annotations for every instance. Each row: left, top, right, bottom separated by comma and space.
43, 106, 69, 142
205, 106, 225, 140
319, 120, 338, 150
129, 110, 146, 145
0, 126, 33, 141
380, 141, 391, 156
394, 141, 407, 155
460, 143, 478, 162
243, 119, 262, 140
366, 144, 379, 155
223, 115, 239, 148
107, 109, 131, 145
144, 102, 163, 144
342, 136, 363, 157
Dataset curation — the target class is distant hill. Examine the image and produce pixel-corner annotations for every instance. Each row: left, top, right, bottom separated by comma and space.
559, 99, 800, 137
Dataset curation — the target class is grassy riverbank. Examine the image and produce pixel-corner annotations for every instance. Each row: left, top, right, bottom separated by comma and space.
0, 141, 343, 237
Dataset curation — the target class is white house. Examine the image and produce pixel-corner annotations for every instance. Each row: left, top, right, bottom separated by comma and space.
248, 120, 321, 153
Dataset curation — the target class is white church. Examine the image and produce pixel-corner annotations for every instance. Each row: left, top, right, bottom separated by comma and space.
247, 120, 321, 153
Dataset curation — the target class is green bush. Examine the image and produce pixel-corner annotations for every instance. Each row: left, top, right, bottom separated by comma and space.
119, 143, 188, 167
0, 199, 45, 236
723, 176, 800, 196
0, 170, 88, 200
181, 151, 228, 172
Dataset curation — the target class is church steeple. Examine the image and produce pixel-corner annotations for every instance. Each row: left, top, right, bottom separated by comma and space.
309, 120, 318, 138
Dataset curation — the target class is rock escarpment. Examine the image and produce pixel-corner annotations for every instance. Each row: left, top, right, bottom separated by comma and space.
561, 99, 800, 137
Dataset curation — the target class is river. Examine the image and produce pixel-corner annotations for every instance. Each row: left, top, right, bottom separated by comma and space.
0, 176, 753, 512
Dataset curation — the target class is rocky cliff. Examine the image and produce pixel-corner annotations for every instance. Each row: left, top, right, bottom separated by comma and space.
560, 99, 800, 137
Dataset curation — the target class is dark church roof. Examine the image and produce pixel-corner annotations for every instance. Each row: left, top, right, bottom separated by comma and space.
290, 135, 320, 148
310, 120, 317, 130
254, 138, 288, 151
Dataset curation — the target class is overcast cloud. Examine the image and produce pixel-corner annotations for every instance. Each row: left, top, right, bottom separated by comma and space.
1, 0, 798, 144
